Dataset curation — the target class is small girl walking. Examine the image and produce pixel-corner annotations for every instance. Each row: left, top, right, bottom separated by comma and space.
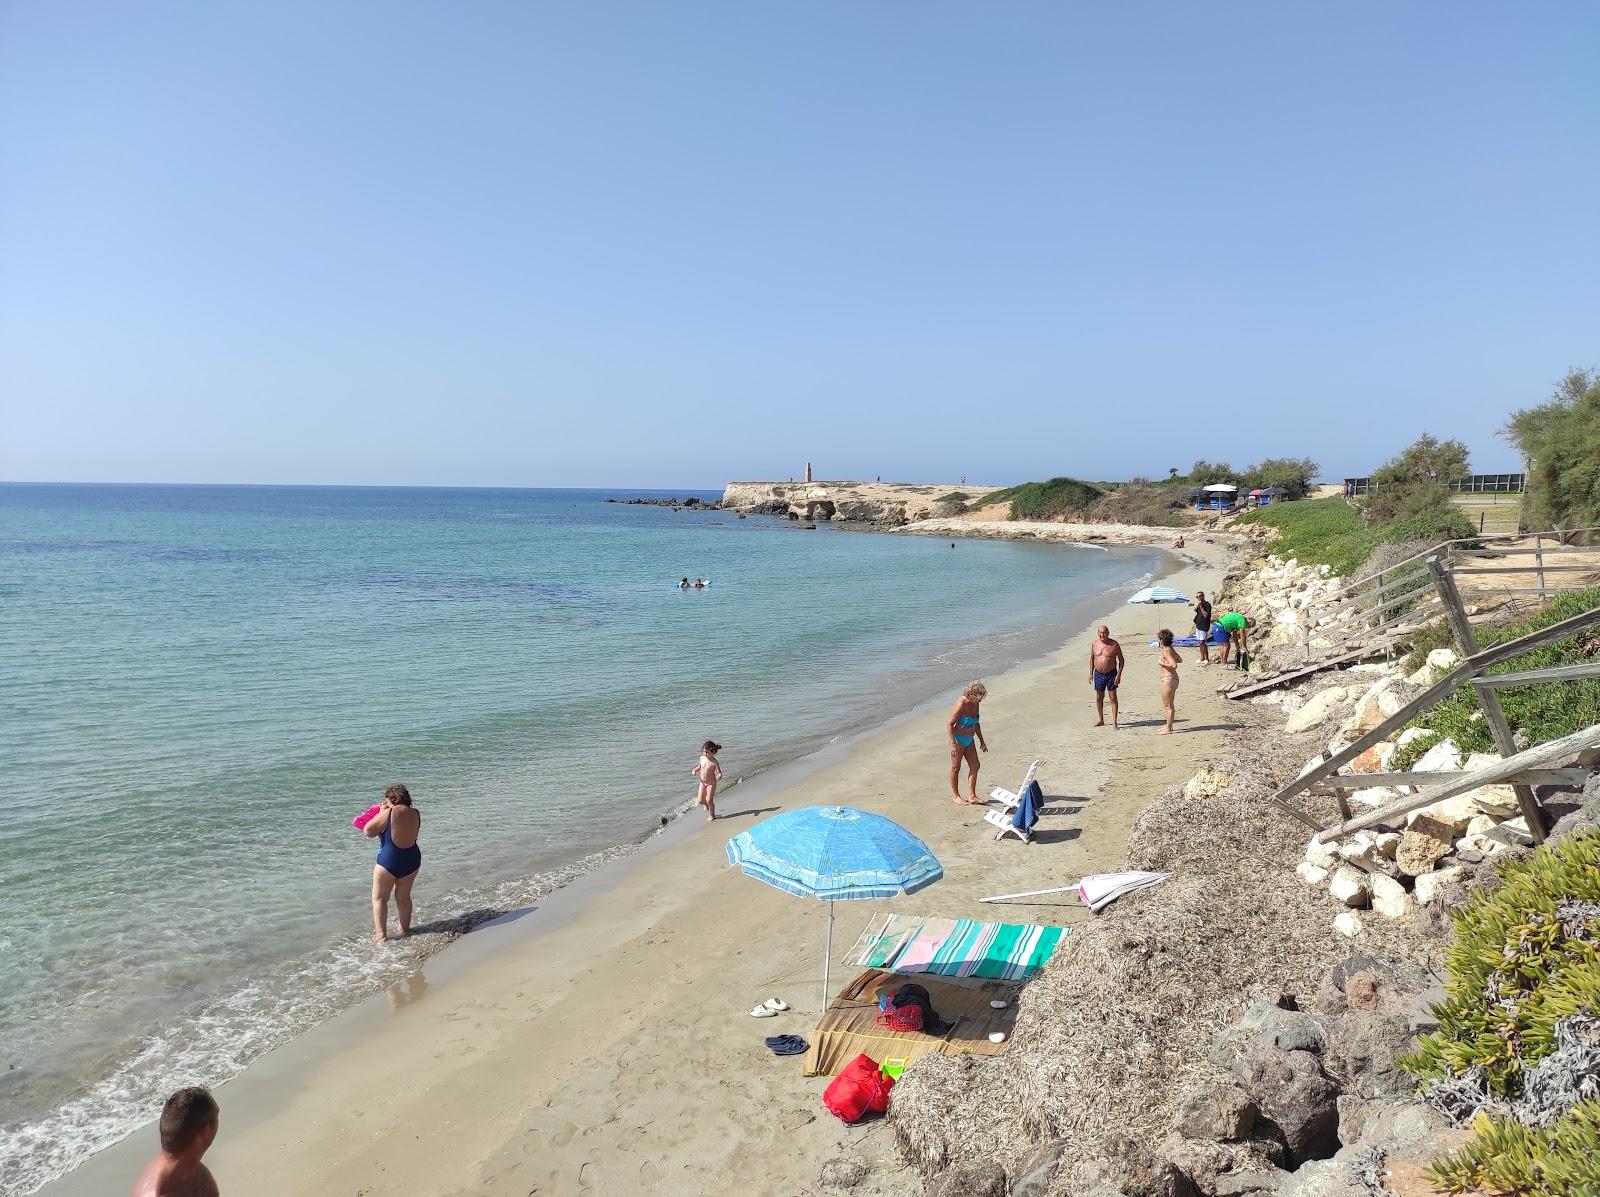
691, 740, 723, 822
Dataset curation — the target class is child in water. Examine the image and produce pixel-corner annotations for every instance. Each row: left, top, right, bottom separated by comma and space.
692, 740, 723, 821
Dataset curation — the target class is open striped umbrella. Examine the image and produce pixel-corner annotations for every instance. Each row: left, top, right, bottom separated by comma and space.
726, 806, 942, 1008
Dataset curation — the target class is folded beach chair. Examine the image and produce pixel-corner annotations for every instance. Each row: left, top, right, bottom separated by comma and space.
988, 759, 1039, 810
984, 779, 1042, 843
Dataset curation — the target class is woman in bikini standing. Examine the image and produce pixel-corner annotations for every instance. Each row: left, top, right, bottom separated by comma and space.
1156, 629, 1182, 735
946, 681, 989, 804
363, 783, 422, 942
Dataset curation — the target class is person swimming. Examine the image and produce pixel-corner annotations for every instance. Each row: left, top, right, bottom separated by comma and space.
362, 783, 422, 943
679, 577, 690, 589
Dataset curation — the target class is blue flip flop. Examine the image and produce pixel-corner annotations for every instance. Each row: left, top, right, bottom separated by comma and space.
765, 1035, 808, 1056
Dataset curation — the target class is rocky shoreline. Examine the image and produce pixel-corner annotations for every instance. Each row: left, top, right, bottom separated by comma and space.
883, 539, 1599, 1197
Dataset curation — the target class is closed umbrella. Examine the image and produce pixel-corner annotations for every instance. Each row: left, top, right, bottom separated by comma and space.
726, 806, 942, 1008
1127, 584, 1191, 637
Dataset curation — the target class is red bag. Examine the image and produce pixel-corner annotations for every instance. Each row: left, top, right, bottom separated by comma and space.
822, 1053, 895, 1124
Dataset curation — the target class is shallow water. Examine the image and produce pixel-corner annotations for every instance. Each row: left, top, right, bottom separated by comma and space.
0, 483, 1162, 1192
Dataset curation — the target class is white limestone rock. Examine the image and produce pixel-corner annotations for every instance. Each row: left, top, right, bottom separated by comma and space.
1414, 867, 1464, 905
1370, 874, 1414, 920
1329, 866, 1370, 908
1297, 861, 1332, 887
1350, 786, 1400, 810
1285, 687, 1351, 735
1334, 911, 1364, 937
1304, 837, 1339, 871
1413, 738, 1463, 773
1396, 727, 1433, 750
1406, 795, 1478, 835
1426, 647, 1460, 672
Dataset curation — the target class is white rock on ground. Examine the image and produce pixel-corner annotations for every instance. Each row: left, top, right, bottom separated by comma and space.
1426, 647, 1460, 672
1414, 867, 1464, 905
1304, 837, 1338, 870
1406, 794, 1478, 834
1373, 831, 1401, 859
1329, 866, 1370, 908
1334, 911, 1364, 937
1370, 874, 1414, 920
1396, 727, 1433, 749
1413, 738, 1463, 773
1285, 687, 1351, 735
1296, 861, 1331, 887
1459, 752, 1520, 817
1351, 786, 1399, 810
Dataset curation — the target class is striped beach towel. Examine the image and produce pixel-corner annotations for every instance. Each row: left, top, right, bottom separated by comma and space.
895, 919, 1065, 981
851, 914, 924, 970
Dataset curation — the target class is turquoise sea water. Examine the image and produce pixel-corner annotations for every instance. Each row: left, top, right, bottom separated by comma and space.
0, 483, 1163, 1192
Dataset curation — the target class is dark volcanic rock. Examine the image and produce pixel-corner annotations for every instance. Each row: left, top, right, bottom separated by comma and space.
1230, 1043, 1340, 1164
924, 1158, 1006, 1197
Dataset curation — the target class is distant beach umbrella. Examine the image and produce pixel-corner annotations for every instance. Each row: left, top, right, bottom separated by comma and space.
1201, 483, 1237, 492
726, 806, 942, 1008
1127, 585, 1191, 637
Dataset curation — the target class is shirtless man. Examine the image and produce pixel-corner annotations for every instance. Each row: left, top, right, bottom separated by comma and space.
132, 1087, 220, 1197
1089, 625, 1125, 728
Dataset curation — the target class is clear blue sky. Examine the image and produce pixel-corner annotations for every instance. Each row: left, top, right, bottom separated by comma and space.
3, 3, 1596, 488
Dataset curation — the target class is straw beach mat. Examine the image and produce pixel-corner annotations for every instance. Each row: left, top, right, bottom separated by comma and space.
801, 969, 1020, 1078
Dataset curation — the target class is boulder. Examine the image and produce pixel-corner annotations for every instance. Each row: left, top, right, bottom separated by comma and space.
1412, 866, 1463, 905
1394, 727, 1433, 750
925, 1159, 1007, 1197
1348, 786, 1398, 810
1296, 861, 1331, 887
1333, 911, 1363, 938
1347, 742, 1394, 774
1395, 815, 1456, 876
1372, 832, 1400, 860
1328, 867, 1369, 908
1458, 815, 1535, 854
1286, 688, 1350, 735
1215, 1170, 1290, 1196
1098, 1134, 1199, 1197
1458, 753, 1520, 817
1405, 794, 1476, 835
1368, 874, 1413, 921
1411, 738, 1462, 773
1303, 838, 1338, 871
1425, 647, 1459, 673
1230, 1043, 1341, 1164
1324, 1008, 1417, 1099
1177, 1084, 1259, 1142
1011, 1139, 1070, 1197
1345, 677, 1396, 735
1212, 1004, 1328, 1064
1276, 1158, 1371, 1197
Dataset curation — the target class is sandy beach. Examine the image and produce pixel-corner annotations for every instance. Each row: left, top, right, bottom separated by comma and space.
45, 539, 1244, 1197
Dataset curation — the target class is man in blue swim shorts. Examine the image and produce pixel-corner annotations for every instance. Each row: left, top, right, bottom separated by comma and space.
1089, 624, 1125, 729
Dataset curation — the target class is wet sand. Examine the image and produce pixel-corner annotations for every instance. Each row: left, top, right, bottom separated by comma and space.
44, 541, 1243, 1197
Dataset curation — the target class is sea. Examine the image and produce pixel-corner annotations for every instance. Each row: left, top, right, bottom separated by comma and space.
0, 483, 1164, 1193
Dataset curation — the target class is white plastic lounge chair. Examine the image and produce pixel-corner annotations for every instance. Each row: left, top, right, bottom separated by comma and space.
983, 806, 1032, 843
988, 759, 1040, 810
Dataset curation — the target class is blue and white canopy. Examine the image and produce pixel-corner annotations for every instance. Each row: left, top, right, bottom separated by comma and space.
726, 805, 943, 901
1127, 585, 1190, 606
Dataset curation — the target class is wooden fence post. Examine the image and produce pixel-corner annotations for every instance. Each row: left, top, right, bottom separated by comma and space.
1534, 533, 1546, 600
1426, 557, 1547, 843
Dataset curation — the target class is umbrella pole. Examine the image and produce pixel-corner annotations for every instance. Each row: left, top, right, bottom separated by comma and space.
822, 900, 834, 1011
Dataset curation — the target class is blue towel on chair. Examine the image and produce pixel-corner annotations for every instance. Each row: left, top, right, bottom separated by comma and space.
1013, 779, 1043, 832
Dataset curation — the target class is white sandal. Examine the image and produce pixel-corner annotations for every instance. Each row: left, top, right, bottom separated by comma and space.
761, 997, 789, 1013
750, 1004, 778, 1018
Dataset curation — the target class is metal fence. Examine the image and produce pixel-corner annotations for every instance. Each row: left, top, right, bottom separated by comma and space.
1342, 473, 1525, 496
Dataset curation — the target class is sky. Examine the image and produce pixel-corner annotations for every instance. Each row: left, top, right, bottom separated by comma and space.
3, 3, 1597, 489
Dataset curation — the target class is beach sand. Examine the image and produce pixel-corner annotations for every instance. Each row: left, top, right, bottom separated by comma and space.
45, 541, 1243, 1197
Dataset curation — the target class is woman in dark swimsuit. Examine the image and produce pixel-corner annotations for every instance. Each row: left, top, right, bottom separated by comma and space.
946, 681, 989, 805
363, 783, 422, 942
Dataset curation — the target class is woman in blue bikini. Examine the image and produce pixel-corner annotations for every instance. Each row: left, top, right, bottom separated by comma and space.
363, 783, 422, 942
947, 681, 989, 805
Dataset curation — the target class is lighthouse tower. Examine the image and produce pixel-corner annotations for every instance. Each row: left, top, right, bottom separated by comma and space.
804, 461, 813, 483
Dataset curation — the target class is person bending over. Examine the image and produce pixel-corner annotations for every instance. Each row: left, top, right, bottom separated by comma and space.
1090, 625, 1125, 728
132, 1086, 220, 1197
1218, 610, 1249, 667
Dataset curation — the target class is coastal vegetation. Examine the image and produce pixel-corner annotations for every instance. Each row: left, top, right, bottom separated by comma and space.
1502, 368, 1600, 540
980, 476, 1105, 521
1182, 456, 1320, 499
1400, 830, 1600, 1196
1388, 587, 1600, 770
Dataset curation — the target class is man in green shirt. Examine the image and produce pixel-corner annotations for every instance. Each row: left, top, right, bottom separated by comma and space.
1218, 611, 1249, 667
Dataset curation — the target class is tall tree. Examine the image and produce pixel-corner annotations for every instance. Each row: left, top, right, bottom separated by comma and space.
1502, 369, 1600, 538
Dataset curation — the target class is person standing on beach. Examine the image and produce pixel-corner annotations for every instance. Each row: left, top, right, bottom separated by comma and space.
692, 740, 723, 821
363, 783, 421, 943
947, 682, 988, 804
1156, 629, 1182, 734
131, 1086, 220, 1197
1090, 626, 1124, 729
1192, 591, 1213, 664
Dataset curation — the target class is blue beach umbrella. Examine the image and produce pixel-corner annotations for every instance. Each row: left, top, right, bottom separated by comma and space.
726, 806, 943, 1008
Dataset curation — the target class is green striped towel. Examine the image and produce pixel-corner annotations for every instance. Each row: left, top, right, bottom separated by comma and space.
900, 919, 1065, 981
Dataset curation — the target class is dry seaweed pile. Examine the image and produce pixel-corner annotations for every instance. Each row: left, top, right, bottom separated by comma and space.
889, 713, 1414, 1192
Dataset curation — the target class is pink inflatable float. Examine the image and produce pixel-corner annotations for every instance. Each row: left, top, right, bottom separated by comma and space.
352, 804, 382, 831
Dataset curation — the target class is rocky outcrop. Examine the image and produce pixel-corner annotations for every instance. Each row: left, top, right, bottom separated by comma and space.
721, 481, 987, 525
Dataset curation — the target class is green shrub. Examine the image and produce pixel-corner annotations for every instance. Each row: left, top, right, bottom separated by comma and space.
1503, 368, 1600, 540
1401, 833, 1600, 1196
1398, 619, 1457, 676
1401, 831, 1600, 1095
1087, 481, 1188, 527
1237, 498, 1383, 575
1429, 1103, 1600, 1196
1386, 586, 1600, 767
984, 477, 1105, 521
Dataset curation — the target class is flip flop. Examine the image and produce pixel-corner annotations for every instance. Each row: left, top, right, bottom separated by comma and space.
750, 1004, 778, 1018
760, 997, 789, 1013
765, 1035, 808, 1056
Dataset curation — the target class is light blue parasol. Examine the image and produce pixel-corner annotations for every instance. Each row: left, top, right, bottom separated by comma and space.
726, 805, 943, 1007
